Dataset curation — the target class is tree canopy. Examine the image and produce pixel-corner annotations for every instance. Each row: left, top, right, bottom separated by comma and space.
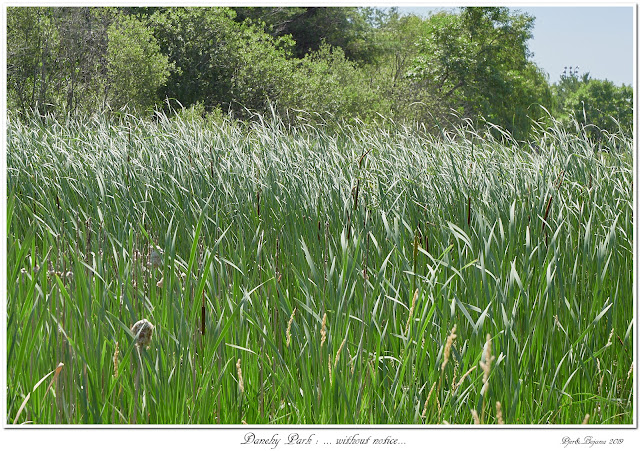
6, 6, 632, 141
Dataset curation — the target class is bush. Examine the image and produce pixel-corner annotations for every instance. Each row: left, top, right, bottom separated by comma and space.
106, 14, 172, 113
562, 78, 633, 141
283, 44, 385, 122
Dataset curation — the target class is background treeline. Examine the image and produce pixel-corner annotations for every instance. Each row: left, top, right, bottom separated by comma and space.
7, 6, 633, 141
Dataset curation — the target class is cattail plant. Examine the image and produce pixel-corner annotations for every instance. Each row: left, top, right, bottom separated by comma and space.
150, 245, 163, 268
131, 319, 155, 349
130, 320, 152, 426
7, 107, 632, 424
412, 230, 420, 292
256, 189, 261, 218
201, 291, 206, 339
542, 195, 553, 244
352, 179, 360, 212
275, 237, 281, 282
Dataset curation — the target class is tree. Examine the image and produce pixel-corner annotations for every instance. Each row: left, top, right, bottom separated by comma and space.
559, 77, 633, 141
148, 8, 239, 112
553, 71, 590, 113
148, 7, 298, 115
281, 44, 384, 121
229, 26, 297, 114
106, 14, 172, 113
7, 7, 60, 115
232, 7, 379, 63
7, 7, 151, 116
52, 8, 114, 113
408, 7, 552, 140
359, 11, 446, 127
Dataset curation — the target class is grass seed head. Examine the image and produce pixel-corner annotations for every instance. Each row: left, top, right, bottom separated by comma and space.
479, 333, 495, 393
422, 381, 437, 418
334, 336, 347, 368
404, 289, 419, 335
441, 324, 457, 371
113, 341, 120, 378
320, 313, 327, 348
286, 307, 296, 347
606, 328, 615, 347
453, 365, 477, 392
496, 401, 504, 424
236, 358, 245, 394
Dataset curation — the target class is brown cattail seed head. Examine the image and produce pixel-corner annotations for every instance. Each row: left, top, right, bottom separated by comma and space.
131, 319, 155, 348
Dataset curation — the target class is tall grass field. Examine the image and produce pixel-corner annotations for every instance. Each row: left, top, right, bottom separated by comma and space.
6, 112, 634, 424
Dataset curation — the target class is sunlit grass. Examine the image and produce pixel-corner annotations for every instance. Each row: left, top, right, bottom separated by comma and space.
6, 111, 633, 424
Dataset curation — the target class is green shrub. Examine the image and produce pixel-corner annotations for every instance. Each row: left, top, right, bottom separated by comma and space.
106, 14, 172, 113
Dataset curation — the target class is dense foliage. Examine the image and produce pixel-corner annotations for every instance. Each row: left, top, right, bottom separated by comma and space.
6, 4, 634, 428
407, 8, 552, 140
7, 112, 633, 424
553, 74, 633, 142
6, 6, 633, 139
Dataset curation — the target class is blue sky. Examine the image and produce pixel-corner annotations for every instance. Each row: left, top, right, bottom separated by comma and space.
397, 5, 634, 87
